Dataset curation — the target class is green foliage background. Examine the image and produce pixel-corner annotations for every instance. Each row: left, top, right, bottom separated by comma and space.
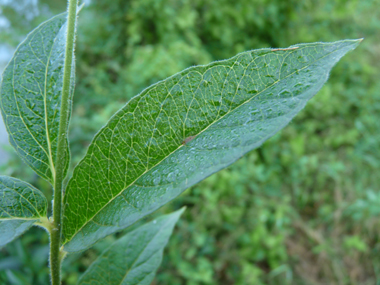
0, 0, 379, 284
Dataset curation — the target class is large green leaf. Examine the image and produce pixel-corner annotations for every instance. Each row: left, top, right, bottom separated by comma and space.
63, 39, 361, 252
77, 208, 184, 285
0, 176, 47, 247
0, 13, 74, 183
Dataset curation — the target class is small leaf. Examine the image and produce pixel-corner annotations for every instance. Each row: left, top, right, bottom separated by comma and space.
0, 175, 48, 247
63, 39, 361, 252
0, 13, 74, 183
77, 208, 184, 285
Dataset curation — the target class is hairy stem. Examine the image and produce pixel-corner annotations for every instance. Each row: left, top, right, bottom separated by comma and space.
50, 0, 78, 284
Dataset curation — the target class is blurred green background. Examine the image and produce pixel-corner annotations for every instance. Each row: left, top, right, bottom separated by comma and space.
0, 0, 379, 284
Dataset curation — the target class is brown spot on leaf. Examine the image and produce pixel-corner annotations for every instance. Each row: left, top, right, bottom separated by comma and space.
182, 135, 196, 145
271, 46, 299, 51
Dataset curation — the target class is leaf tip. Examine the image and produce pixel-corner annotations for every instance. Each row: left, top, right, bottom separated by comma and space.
173, 206, 186, 218
343, 38, 363, 49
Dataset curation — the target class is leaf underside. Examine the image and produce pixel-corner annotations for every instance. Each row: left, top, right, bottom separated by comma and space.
0, 13, 74, 184
0, 220, 36, 248
0, 175, 47, 247
63, 39, 361, 252
77, 208, 184, 285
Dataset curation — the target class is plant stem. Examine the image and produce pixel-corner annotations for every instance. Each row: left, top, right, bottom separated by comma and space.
50, 0, 78, 284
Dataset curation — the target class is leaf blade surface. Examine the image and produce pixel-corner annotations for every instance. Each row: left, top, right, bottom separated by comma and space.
0, 13, 74, 183
0, 175, 47, 247
77, 208, 184, 285
63, 39, 361, 252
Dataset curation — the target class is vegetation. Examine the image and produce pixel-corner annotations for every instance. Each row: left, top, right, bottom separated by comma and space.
0, 0, 379, 284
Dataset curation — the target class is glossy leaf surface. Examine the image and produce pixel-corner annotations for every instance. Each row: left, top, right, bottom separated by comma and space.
63, 39, 361, 252
0, 13, 74, 183
0, 176, 47, 247
77, 208, 184, 285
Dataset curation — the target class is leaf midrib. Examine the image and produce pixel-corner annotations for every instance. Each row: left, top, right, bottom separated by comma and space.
42, 31, 59, 182
0, 217, 39, 221
64, 42, 347, 244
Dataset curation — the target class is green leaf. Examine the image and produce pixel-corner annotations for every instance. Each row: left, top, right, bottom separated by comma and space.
63, 39, 361, 252
77, 208, 184, 285
0, 13, 74, 183
0, 175, 48, 247
0, 220, 35, 248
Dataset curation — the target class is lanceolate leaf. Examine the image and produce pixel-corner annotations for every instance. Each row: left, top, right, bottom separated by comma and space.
63, 39, 361, 252
0, 13, 74, 183
0, 176, 47, 247
77, 208, 184, 285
